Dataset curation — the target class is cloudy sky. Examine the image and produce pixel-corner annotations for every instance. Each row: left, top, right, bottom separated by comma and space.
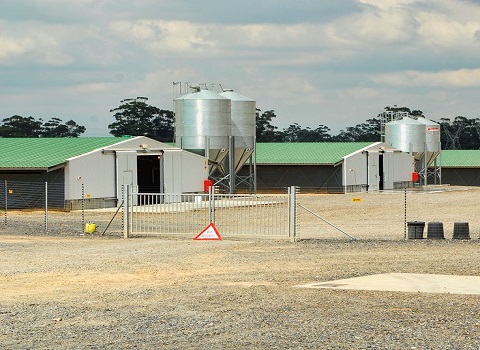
1, 0, 480, 136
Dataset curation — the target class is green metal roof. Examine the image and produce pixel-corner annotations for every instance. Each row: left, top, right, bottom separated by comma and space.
255, 142, 373, 164
256, 143, 480, 167
440, 150, 480, 168
0, 139, 478, 169
0, 137, 129, 169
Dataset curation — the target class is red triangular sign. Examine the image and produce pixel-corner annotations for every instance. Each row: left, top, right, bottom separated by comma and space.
194, 223, 222, 240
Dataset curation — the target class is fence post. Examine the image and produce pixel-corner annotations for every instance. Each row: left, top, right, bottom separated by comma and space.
3, 180, 6, 227
45, 182, 48, 232
208, 185, 215, 223
123, 185, 130, 239
288, 186, 298, 242
404, 188, 407, 240
81, 183, 85, 234
121, 185, 124, 234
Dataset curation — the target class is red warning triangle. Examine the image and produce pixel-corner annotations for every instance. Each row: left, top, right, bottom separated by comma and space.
194, 222, 222, 240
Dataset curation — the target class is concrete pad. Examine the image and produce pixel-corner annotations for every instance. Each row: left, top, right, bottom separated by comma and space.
295, 273, 480, 295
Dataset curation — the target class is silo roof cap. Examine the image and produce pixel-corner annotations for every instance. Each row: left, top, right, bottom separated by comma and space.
416, 117, 440, 126
387, 117, 422, 125
175, 89, 229, 101
219, 90, 255, 102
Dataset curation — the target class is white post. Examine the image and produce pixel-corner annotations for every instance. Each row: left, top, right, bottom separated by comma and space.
208, 185, 215, 223
123, 185, 130, 239
288, 186, 297, 242
253, 136, 257, 194
229, 136, 235, 194
423, 142, 428, 186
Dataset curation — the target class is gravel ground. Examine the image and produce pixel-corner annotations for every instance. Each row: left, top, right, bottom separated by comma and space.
1, 187, 480, 349
1, 237, 479, 349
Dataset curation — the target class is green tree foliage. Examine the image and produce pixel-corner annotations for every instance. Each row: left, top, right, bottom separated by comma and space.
333, 118, 381, 142
383, 106, 424, 118
42, 118, 86, 137
255, 109, 284, 142
0, 115, 86, 138
0, 115, 43, 137
108, 97, 174, 142
437, 116, 480, 150
283, 123, 332, 142
254, 105, 480, 148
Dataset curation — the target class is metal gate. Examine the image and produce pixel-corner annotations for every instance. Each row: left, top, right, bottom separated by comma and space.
123, 186, 297, 240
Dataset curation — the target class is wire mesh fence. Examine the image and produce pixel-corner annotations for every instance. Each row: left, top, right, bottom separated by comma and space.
295, 186, 480, 240
1, 180, 65, 209
0, 179, 479, 241
0, 209, 124, 236
0, 180, 124, 236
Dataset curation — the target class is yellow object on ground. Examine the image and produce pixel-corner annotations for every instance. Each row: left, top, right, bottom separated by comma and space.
85, 223, 97, 234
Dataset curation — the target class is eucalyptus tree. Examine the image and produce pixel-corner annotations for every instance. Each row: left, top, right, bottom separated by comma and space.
283, 123, 332, 142
255, 109, 284, 142
108, 97, 174, 142
333, 118, 381, 142
0, 115, 43, 137
42, 118, 86, 137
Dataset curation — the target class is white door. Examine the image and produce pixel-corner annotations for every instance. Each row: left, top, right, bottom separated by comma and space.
116, 151, 137, 203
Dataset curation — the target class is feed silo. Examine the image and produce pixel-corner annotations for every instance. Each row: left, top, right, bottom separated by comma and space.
385, 117, 426, 160
416, 117, 441, 185
385, 116, 442, 185
416, 117, 441, 165
219, 89, 256, 174
174, 88, 231, 175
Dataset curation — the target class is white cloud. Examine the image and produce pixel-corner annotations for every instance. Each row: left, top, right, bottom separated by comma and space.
3, 0, 480, 134
109, 20, 216, 55
344, 86, 382, 99
372, 68, 480, 87
219, 23, 326, 49
108, 19, 336, 68
356, 0, 420, 10
264, 74, 322, 103
406, 1, 480, 50
66, 82, 116, 94
0, 36, 34, 61
323, 0, 420, 49
416, 12, 480, 50
0, 21, 75, 66
6, 1, 480, 70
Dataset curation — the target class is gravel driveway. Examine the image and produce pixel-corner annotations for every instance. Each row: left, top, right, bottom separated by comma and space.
0, 234, 479, 349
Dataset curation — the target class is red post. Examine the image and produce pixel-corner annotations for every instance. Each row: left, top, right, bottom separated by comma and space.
204, 180, 213, 192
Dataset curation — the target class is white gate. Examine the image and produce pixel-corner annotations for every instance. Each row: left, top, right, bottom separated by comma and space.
123, 186, 297, 240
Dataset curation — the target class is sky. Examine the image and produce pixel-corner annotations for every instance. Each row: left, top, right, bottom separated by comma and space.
1, 0, 480, 136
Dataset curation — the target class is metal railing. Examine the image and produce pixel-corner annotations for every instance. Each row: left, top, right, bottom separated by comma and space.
124, 186, 296, 240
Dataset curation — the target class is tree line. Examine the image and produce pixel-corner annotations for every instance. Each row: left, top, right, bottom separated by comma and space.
256, 106, 480, 149
1, 99, 479, 149
0, 116, 85, 138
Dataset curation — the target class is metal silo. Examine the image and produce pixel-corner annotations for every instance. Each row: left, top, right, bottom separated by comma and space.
174, 88, 231, 175
385, 117, 426, 160
416, 117, 441, 165
415, 117, 441, 185
219, 89, 256, 174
